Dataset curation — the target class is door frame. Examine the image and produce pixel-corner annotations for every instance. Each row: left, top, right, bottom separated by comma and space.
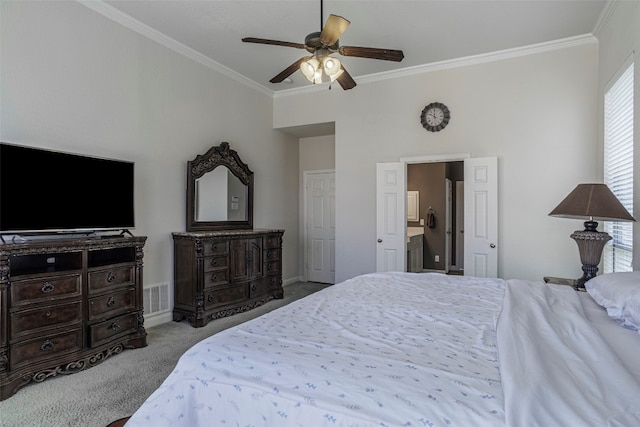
303, 169, 336, 283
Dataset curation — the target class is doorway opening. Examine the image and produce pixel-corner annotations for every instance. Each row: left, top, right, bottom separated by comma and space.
407, 161, 464, 274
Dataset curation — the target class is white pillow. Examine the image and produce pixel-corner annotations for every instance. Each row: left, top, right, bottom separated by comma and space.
585, 271, 640, 331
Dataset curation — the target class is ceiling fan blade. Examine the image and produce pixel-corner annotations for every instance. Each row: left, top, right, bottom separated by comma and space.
270, 57, 307, 83
320, 14, 350, 46
336, 66, 356, 90
339, 46, 404, 62
242, 37, 306, 50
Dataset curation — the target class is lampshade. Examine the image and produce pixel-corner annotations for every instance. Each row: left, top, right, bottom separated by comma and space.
548, 183, 635, 222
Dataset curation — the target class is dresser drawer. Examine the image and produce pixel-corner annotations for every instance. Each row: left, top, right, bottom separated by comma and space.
10, 328, 83, 370
203, 270, 229, 289
10, 301, 82, 340
203, 240, 229, 256
88, 287, 136, 322
249, 276, 280, 299
89, 312, 138, 348
203, 284, 247, 310
10, 273, 82, 306
263, 248, 281, 261
265, 259, 281, 275
88, 265, 134, 294
264, 235, 281, 249
203, 255, 228, 272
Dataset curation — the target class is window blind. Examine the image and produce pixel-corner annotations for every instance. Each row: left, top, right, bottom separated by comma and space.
603, 62, 634, 273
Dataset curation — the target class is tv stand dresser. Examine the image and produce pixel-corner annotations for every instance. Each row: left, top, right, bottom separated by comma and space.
0, 235, 147, 400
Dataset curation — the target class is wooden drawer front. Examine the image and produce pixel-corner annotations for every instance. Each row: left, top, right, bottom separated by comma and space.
203, 255, 228, 272
265, 259, 281, 275
264, 235, 281, 249
10, 273, 82, 306
88, 266, 134, 294
250, 276, 280, 299
10, 301, 82, 339
10, 328, 83, 370
203, 240, 229, 256
263, 248, 281, 261
89, 312, 138, 348
204, 284, 247, 310
203, 270, 229, 289
88, 288, 135, 322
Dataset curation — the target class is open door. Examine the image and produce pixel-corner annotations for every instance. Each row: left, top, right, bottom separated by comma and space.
445, 178, 452, 273
376, 162, 406, 272
463, 157, 498, 277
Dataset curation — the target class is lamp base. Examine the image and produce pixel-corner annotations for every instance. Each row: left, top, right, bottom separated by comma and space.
570, 224, 611, 290
575, 264, 599, 290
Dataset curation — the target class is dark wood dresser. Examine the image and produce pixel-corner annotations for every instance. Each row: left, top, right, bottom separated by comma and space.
172, 229, 284, 327
0, 235, 147, 400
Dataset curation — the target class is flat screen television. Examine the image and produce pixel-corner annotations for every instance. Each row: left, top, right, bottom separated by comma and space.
0, 142, 135, 235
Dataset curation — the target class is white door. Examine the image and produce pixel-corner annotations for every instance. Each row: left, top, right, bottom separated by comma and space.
376, 162, 406, 272
463, 157, 498, 277
452, 180, 465, 271
445, 178, 452, 273
305, 171, 335, 284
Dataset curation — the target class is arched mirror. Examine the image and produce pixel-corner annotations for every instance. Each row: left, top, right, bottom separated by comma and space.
186, 142, 253, 231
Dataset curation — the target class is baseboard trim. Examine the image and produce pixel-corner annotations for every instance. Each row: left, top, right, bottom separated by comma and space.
144, 312, 173, 328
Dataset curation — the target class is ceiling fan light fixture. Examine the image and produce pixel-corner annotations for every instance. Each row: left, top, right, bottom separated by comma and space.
323, 56, 341, 77
300, 57, 320, 82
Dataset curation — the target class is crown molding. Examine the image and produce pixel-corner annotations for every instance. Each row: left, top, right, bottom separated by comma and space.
592, 1, 618, 38
275, 34, 598, 98
78, 0, 274, 97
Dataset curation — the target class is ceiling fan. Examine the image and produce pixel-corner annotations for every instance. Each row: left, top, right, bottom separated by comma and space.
242, 0, 404, 90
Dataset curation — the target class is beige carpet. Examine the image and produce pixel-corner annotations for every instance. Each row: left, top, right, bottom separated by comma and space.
0, 281, 330, 427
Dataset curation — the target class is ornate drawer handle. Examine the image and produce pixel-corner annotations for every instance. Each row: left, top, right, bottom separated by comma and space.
107, 296, 116, 307
270, 278, 276, 285
251, 284, 256, 292
211, 259, 217, 266
267, 250, 273, 258
211, 244, 217, 251
107, 272, 116, 283
207, 295, 215, 303
110, 322, 120, 331
211, 274, 217, 282
41, 340, 54, 352
41, 282, 55, 293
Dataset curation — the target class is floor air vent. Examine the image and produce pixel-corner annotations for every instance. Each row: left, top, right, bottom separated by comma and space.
143, 283, 170, 315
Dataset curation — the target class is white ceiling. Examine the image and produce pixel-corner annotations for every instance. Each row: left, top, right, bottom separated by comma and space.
99, 0, 607, 94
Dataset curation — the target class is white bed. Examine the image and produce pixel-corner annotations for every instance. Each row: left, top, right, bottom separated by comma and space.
125, 272, 640, 426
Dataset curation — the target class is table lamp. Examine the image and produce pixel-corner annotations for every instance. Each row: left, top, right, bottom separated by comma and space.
549, 183, 635, 290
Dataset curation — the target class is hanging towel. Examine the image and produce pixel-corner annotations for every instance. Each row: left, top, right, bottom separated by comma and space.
426, 210, 436, 228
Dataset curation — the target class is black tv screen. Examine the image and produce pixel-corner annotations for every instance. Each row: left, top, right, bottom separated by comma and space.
0, 143, 135, 234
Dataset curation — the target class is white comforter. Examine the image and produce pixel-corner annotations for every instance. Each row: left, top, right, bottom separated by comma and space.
499, 279, 640, 426
126, 272, 640, 426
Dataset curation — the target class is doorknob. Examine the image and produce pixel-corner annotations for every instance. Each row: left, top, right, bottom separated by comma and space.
377, 239, 383, 243
490, 243, 496, 248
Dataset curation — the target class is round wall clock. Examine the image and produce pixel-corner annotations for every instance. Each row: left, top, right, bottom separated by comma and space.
420, 102, 450, 132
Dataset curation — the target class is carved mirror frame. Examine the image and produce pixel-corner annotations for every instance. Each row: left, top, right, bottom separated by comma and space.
186, 142, 254, 231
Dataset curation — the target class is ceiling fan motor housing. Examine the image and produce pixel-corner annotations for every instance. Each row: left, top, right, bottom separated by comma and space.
305, 32, 339, 52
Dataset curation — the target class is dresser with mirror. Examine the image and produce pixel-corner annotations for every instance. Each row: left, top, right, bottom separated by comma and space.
172, 142, 284, 328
